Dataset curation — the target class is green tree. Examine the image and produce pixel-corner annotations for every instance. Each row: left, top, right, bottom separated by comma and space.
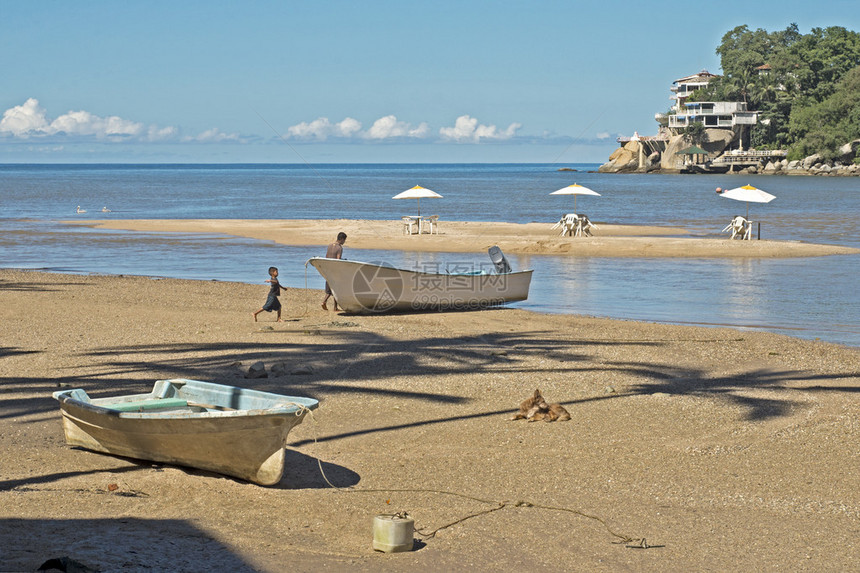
700, 24, 800, 104
789, 65, 860, 159
785, 26, 860, 103
683, 122, 706, 146
699, 24, 860, 154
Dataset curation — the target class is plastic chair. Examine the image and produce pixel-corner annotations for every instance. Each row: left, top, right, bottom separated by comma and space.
422, 215, 439, 234
576, 215, 597, 237
551, 213, 579, 236
722, 216, 749, 240
402, 216, 418, 235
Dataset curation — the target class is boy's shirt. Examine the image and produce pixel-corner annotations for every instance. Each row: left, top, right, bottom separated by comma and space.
268, 277, 281, 297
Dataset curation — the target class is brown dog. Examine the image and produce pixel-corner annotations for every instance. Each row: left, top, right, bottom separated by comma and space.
510, 389, 545, 420
510, 389, 570, 422
529, 401, 571, 422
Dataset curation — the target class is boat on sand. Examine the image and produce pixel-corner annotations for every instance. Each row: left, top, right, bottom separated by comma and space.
308, 246, 532, 313
53, 378, 318, 485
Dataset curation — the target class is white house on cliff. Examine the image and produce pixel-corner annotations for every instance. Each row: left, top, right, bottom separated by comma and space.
655, 69, 758, 132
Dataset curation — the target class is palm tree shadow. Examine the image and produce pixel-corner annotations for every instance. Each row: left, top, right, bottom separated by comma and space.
276, 449, 359, 489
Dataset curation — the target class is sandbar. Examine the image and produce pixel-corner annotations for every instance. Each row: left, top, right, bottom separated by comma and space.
69, 218, 860, 258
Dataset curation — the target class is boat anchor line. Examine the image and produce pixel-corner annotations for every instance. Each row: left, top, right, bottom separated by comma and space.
298, 411, 650, 548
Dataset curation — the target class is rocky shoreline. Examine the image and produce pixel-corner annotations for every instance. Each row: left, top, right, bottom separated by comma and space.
599, 130, 860, 176
751, 153, 860, 176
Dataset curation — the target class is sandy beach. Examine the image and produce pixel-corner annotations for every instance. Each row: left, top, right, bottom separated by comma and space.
1, 268, 858, 571
73, 218, 860, 258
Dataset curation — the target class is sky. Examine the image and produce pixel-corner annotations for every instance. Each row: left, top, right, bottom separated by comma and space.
2, 0, 859, 164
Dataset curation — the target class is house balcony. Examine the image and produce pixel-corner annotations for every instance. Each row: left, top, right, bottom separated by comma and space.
733, 112, 758, 125
669, 115, 735, 129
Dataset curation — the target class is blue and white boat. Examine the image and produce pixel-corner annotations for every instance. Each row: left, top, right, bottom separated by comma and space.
53, 378, 318, 485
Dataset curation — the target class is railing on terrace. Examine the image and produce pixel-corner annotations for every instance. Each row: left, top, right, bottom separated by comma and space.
668, 117, 734, 128
674, 160, 706, 168
616, 135, 670, 143
712, 150, 787, 163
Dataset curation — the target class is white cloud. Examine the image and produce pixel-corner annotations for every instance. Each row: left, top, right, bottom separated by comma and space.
596, 132, 611, 140
439, 115, 521, 142
2, 99, 547, 149
184, 128, 240, 143
337, 117, 362, 137
0, 98, 50, 136
363, 115, 430, 139
286, 117, 362, 141
0, 98, 166, 141
0, 99, 258, 145
50, 109, 143, 137
146, 125, 179, 141
285, 115, 429, 141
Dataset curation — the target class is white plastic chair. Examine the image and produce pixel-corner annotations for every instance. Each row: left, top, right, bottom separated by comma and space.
402, 216, 418, 235
722, 216, 749, 240
576, 215, 597, 237
550, 213, 579, 236
422, 214, 439, 234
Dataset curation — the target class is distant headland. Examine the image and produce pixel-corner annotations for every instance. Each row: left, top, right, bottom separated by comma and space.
600, 25, 860, 176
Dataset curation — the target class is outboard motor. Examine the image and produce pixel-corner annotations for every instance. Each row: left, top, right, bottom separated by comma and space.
488, 246, 512, 274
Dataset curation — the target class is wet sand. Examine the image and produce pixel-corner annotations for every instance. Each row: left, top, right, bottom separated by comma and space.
1, 269, 858, 571
70, 218, 860, 258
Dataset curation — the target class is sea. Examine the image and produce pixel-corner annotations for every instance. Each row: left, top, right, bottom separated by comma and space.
1, 163, 858, 347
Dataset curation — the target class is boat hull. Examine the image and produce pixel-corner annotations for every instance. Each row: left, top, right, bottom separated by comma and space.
53, 379, 318, 485
308, 257, 533, 313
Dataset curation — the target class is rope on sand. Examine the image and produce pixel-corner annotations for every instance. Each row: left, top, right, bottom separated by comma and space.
296, 409, 651, 549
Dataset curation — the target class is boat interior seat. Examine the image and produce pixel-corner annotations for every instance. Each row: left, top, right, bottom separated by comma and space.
109, 397, 190, 412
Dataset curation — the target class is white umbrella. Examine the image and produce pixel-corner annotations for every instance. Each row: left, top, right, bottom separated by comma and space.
550, 183, 601, 213
392, 185, 443, 217
720, 184, 776, 218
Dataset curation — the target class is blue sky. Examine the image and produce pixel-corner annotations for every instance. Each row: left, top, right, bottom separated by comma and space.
2, 0, 858, 164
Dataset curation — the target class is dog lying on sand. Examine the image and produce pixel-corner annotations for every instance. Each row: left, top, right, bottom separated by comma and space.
510, 389, 570, 422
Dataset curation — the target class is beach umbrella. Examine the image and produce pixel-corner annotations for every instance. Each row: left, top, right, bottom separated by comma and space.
550, 183, 601, 213
392, 185, 443, 217
720, 184, 776, 218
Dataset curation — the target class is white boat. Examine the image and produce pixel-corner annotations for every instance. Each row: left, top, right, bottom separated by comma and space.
53, 378, 318, 486
308, 246, 533, 313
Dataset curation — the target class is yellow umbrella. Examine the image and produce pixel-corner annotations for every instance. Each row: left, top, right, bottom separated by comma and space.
550, 183, 601, 212
392, 185, 443, 217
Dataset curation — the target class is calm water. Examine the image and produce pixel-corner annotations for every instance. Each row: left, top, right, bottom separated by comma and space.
1, 164, 858, 347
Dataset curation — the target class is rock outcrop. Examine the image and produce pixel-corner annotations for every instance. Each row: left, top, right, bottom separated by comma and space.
600, 128, 860, 176
598, 140, 661, 173
659, 129, 734, 170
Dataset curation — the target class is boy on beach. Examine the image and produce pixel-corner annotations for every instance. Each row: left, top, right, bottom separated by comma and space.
321, 232, 347, 311
253, 266, 286, 322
